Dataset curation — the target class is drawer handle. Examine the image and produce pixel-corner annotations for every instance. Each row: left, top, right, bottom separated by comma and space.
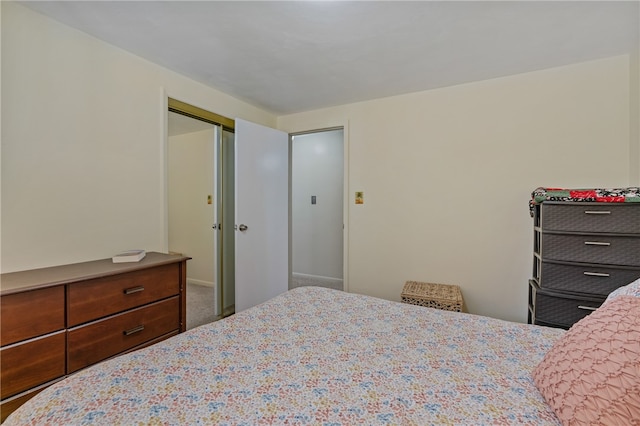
584, 241, 611, 246
123, 325, 145, 336
577, 305, 598, 311
584, 210, 611, 215
583, 272, 610, 277
124, 286, 145, 295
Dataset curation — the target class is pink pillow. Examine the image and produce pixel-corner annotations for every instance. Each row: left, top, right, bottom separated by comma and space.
532, 296, 640, 425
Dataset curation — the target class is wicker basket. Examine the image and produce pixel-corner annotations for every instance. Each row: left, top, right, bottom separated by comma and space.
401, 281, 464, 312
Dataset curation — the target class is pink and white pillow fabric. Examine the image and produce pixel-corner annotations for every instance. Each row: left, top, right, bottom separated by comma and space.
533, 295, 640, 425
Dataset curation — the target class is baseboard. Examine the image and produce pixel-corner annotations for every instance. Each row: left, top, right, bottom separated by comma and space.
187, 278, 215, 288
292, 272, 343, 289
293, 272, 342, 283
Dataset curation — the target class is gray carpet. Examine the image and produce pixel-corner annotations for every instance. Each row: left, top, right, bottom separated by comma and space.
187, 276, 342, 330
186, 283, 217, 330
291, 273, 343, 291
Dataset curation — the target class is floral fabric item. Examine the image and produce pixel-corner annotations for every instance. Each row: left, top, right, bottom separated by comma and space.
605, 277, 640, 303
6, 287, 564, 425
529, 187, 640, 216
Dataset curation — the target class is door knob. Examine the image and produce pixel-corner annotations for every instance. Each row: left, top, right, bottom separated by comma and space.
238, 224, 248, 232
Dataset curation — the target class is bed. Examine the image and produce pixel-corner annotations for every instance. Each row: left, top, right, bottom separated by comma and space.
5, 284, 639, 425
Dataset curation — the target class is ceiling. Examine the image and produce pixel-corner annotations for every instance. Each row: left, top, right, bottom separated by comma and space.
20, 1, 640, 115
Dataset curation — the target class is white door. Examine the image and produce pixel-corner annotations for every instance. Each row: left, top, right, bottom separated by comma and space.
234, 119, 289, 312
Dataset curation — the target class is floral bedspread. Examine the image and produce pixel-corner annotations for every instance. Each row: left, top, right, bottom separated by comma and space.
6, 287, 563, 425
529, 186, 640, 216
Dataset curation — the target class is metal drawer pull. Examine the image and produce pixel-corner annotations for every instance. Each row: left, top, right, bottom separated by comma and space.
584, 210, 611, 215
123, 325, 145, 336
124, 286, 145, 295
584, 241, 611, 246
583, 272, 610, 277
577, 305, 598, 311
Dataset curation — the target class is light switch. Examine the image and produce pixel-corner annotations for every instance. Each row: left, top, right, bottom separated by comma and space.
311, 195, 316, 205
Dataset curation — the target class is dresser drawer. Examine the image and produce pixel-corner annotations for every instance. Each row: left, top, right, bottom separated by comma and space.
67, 263, 180, 326
541, 202, 640, 234
539, 261, 640, 296
1, 286, 65, 346
67, 296, 180, 373
541, 233, 640, 266
0, 331, 66, 399
529, 281, 603, 329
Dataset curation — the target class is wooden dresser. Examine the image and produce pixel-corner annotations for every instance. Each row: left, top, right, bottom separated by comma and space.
529, 202, 640, 329
0, 252, 189, 421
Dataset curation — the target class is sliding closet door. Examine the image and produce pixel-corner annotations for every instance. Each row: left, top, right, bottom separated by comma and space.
234, 119, 288, 312
220, 128, 235, 316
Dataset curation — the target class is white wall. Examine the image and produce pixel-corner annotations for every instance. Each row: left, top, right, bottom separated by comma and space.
279, 55, 639, 323
2, 2, 638, 324
632, 49, 640, 184
292, 131, 344, 280
0, 0, 3, 274
1, 2, 276, 272
168, 129, 215, 286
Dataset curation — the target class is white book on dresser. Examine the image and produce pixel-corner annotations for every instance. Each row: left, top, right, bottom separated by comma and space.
112, 249, 146, 263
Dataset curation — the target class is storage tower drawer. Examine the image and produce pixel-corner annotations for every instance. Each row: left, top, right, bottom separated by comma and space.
529, 280, 604, 329
541, 202, 640, 234
538, 261, 640, 296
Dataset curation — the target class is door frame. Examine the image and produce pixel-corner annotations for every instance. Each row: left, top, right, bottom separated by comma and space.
161, 93, 350, 298
288, 124, 349, 292
162, 93, 236, 251
163, 94, 235, 319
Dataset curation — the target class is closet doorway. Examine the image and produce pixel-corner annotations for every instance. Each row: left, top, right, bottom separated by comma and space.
167, 100, 235, 329
290, 128, 344, 291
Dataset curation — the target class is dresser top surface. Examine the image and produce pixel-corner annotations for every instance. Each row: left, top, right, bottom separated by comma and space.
0, 252, 190, 295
